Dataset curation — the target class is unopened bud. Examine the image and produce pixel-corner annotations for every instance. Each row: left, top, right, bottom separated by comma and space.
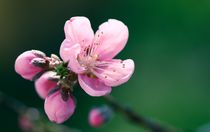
44, 91, 76, 124
35, 71, 58, 99
18, 115, 33, 132
18, 108, 40, 132
15, 50, 45, 80
88, 106, 113, 128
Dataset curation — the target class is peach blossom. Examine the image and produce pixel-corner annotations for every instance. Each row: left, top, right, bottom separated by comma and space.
60, 17, 135, 96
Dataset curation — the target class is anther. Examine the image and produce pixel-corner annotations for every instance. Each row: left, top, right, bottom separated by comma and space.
122, 64, 125, 68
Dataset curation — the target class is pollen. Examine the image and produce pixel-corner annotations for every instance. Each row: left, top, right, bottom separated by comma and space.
86, 72, 97, 78
122, 64, 125, 68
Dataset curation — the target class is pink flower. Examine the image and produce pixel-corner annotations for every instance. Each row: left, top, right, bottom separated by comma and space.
35, 71, 58, 99
44, 91, 76, 124
60, 16, 135, 96
15, 50, 46, 80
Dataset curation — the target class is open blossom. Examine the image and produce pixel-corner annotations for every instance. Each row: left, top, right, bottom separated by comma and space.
15, 50, 46, 80
44, 91, 76, 124
35, 71, 58, 99
60, 16, 135, 96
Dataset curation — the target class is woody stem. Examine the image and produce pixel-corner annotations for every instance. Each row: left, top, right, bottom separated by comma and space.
0, 91, 27, 114
103, 95, 179, 132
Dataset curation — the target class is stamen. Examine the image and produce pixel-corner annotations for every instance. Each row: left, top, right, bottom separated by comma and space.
90, 30, 103, 56
122, 64, 125, 68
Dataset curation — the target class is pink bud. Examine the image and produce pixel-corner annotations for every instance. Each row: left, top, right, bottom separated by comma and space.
88, 106, 113, 127
18, 115, 33, 132
44, 91, 76, 124
35, 71, 58, 99
15, 50, 46, 80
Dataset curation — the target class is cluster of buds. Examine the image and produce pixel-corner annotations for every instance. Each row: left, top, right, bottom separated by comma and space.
15, 50, 76, 123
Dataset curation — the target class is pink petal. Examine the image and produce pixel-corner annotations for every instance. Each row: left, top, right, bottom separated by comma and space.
59, 39, 75, 62
94, 19, 129, 60
64, 16, 94, 47
60, 40, 86, 73
66, 43, 86, 73
35, 71, 57, 99
78, 74, 111, 97
44, 91, 76, 124
92, 59, 135, 87
15, 50, 44, 80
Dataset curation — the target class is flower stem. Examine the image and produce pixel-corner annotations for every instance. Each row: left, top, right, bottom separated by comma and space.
104, 95, 180, 132
0, 91, 81, 132
0, 91, 27, 114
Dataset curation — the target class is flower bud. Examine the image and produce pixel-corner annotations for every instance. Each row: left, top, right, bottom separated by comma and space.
88, 106, 113, 127
15, 50, 46, 80
18, 115, 33, 132
44, 91, 76, 124
18, 108, 40, 132
35, 71, 58, 99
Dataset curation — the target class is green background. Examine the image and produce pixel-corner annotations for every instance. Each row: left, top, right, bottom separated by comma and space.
0, 0, 210, 131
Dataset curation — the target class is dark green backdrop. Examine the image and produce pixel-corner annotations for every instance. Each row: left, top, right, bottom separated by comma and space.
1, 0, 210, 131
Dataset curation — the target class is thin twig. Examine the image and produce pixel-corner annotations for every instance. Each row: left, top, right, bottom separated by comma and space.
0, 91, 27, 114
0, 91, 81, 132
104, 95, 179, 132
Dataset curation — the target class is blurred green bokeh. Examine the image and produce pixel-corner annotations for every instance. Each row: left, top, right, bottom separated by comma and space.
0, 0, 210, 131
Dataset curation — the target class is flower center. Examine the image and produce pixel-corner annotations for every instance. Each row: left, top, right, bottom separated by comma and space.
78, 53, 98, 67
78, 41, 99, 66
77, 55, 98, 78
77, 42, 100, 78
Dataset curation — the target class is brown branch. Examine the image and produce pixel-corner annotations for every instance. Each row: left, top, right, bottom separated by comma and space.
104, 95, 179, 132
0, 91, 27, 114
